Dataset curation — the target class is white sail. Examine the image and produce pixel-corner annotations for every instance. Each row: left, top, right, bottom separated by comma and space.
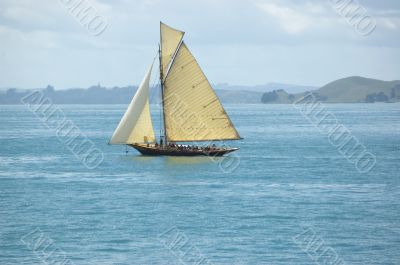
109, 64, 155, 144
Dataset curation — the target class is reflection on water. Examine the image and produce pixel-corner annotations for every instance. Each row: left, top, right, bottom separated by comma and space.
122, 152, 221, 167
164, 156, 218, 166
129, 155, 158, 163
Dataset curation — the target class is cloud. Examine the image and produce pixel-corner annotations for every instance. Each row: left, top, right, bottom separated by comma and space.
257, 2, 316, 34
0, 0, 399, 88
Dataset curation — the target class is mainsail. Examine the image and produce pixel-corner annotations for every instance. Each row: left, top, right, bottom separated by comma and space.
109, 64, 155, 144
160, 22, 184, 76
163, 42, 241, 142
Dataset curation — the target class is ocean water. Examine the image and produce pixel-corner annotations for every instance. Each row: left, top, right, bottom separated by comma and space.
0, 103, 399, 264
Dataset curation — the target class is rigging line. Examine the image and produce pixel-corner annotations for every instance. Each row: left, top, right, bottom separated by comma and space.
180, 59, 196, 70
149, 72, 160, 104
154, 64, 162, 139
158, 79, 162, 138
192, 78, 206, 89
149, 74, 159, 102
148, 50, 160, 103
150, 66, 161, 138
147, 49, 162, 140
158, 43, 166, 143
163, 40, 184, 81
203, 98, 218, 108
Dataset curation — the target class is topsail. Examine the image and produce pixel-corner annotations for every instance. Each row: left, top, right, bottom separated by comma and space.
160, 22, 184, 77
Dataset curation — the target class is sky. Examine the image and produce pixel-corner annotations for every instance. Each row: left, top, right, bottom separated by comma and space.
0, 0, 399, 89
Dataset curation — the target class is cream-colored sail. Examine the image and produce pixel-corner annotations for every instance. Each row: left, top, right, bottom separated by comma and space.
109, 64, 155, 144
160, 22, 184, 76
163, 42, 241, 142
126, 99, 155, 144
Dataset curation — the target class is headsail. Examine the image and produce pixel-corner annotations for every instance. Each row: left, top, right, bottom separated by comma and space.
163, 42, 241, 142
109, 64, 155, 144
160, 22, 184, 77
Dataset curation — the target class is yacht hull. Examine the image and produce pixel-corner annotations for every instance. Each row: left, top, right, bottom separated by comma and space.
129, 144, 238, 157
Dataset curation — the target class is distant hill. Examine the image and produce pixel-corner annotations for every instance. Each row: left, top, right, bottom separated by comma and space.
261, 76, 400, 104
0, 85, 140, 105
215, 83, 316, 94
216, 89, 262, 104
4, 77, 396, 105
0, 84, 262, 104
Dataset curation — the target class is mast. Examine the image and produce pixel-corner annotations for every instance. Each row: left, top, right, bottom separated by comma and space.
159, 30, 168, 146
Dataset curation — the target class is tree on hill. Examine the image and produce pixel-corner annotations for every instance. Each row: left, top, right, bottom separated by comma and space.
391, 85, 400, 100
365, 92, 389, 103
261, 91, 279, 103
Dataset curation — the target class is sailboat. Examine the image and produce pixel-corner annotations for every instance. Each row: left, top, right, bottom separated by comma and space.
109, 22, 242, 156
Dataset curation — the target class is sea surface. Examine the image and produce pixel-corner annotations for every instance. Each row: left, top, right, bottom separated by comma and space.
0, 103, 399, 264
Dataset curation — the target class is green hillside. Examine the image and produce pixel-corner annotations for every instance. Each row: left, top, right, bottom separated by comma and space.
261, 76, 400, 103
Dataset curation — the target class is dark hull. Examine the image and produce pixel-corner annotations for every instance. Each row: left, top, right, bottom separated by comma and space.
129, 144, 238, 157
